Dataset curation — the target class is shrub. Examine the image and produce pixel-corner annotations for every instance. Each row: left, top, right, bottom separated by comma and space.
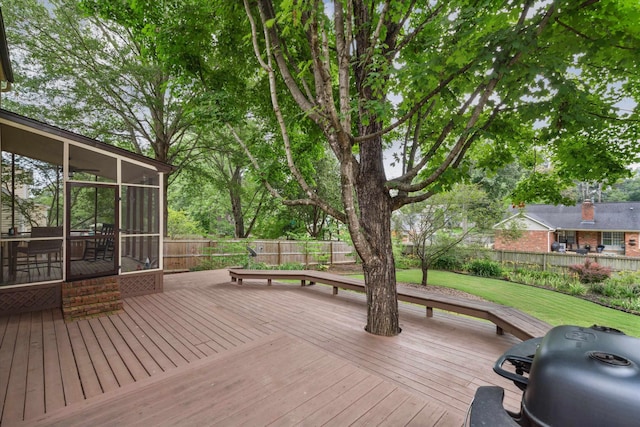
590, 283, 606, 295
431, 253, 465, 271
609, 299, 640, 313
568, 258, 612, 284
568, 283, 587, 296
618, 286, 637, 299
465, 259, 503, 277
608, 271, 640, 286
276, 262, 306, 270
395, 254, 421, 269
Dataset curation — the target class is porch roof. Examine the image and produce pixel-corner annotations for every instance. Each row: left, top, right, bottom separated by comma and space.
0, 109, 173, 173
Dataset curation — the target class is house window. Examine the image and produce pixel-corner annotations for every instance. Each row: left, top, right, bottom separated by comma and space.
602, 232, 624, 246
558, 230, 575, 244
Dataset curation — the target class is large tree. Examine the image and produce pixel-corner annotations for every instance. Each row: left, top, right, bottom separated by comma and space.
240, 0, 639, 336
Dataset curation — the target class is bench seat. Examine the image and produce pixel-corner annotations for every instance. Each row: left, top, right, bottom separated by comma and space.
228, 268, 551, 341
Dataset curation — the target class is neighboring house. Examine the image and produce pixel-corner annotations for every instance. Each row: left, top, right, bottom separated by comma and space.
493, 200, 640, 257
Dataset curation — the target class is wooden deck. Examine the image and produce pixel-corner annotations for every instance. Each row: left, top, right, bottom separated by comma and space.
1, 269, 526, 426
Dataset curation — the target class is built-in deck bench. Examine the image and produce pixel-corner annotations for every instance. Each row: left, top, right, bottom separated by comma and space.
228, 269, 551, 341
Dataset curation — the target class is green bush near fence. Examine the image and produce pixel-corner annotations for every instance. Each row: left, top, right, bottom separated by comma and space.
464, 259, 503, 277
193, 240, 250, 270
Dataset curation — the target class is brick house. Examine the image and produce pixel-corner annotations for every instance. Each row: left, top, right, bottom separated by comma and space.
493, 200, 640, 258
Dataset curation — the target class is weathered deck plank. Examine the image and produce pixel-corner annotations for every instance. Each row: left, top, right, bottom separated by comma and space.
42, 309, 65, 413
24, 311, 45, 419
66, 322, 103, 399
97, 316, 149, 382
0, 314, 20, 423
3, 313, 31, 424
51, 309, 84, 406
113, 311, 176, 373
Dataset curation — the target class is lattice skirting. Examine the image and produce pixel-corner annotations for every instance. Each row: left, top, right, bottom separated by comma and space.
120, 271, 163, 298
0, 282, 62, 315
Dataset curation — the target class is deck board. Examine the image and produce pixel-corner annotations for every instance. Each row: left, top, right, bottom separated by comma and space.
0, 315, 19, 422
51, 309, 84, 406
114, 311, 176, 373
24, 311, 45, 419
96, 317, 149, 382
87, 318, 135, 387
42, 309, 65, 412
3, 313, 31, 424
66, 322, 103, 399
77, 321, 120, 393
0, 269, 530, 425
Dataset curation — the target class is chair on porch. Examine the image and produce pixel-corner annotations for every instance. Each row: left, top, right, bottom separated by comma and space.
83, 223, 115, 261
16, 226, 63, 281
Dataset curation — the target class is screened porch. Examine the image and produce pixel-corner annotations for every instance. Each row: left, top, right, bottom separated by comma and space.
0, 109, 171, 313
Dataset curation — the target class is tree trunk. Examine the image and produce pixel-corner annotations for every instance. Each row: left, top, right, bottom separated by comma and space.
362, 253, 399, 335
357, 133, 400, 336
421, 261, 428, 286
229, 167, 245, 238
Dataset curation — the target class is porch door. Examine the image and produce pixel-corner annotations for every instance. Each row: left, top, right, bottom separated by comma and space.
66, 182, 119, 280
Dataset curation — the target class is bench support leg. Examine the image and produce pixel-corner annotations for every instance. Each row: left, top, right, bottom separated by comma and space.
238, 278, 243, 285
333, 286, 338, 295
268, 279, 272, 286
426, 307, 433, 318
496, 326, 504, 336
231, 277, 236, 282
301, 280, 305, 286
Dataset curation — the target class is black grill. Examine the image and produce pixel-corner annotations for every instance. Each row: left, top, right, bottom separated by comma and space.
468, 325, 640, 427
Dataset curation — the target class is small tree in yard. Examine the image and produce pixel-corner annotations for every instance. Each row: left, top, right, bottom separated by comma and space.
394, 184, 502, 285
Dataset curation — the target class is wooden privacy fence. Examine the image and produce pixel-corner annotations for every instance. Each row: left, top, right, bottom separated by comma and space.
163, 239, 356, 273
485, 249, 640, 272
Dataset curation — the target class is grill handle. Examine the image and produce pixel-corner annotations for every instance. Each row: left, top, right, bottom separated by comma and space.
493, 354, 532, 387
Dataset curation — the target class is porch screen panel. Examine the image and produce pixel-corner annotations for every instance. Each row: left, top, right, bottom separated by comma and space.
121, 161, 160, 273
1, 139, 64, 285
121, 235, 159, 272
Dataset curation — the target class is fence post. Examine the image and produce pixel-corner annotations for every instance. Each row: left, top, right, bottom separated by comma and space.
330, 241, 334, 265
277, 241, 281, 265
304, 241, 309, 267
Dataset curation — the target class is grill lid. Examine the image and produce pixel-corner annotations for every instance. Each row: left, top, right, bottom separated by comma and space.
522, 325, 640, 427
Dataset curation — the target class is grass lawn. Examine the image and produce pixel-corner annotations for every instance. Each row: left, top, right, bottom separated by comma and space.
390, 269, 640, 338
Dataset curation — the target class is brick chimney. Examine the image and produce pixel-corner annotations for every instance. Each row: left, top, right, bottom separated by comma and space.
582, 199, 594, 222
